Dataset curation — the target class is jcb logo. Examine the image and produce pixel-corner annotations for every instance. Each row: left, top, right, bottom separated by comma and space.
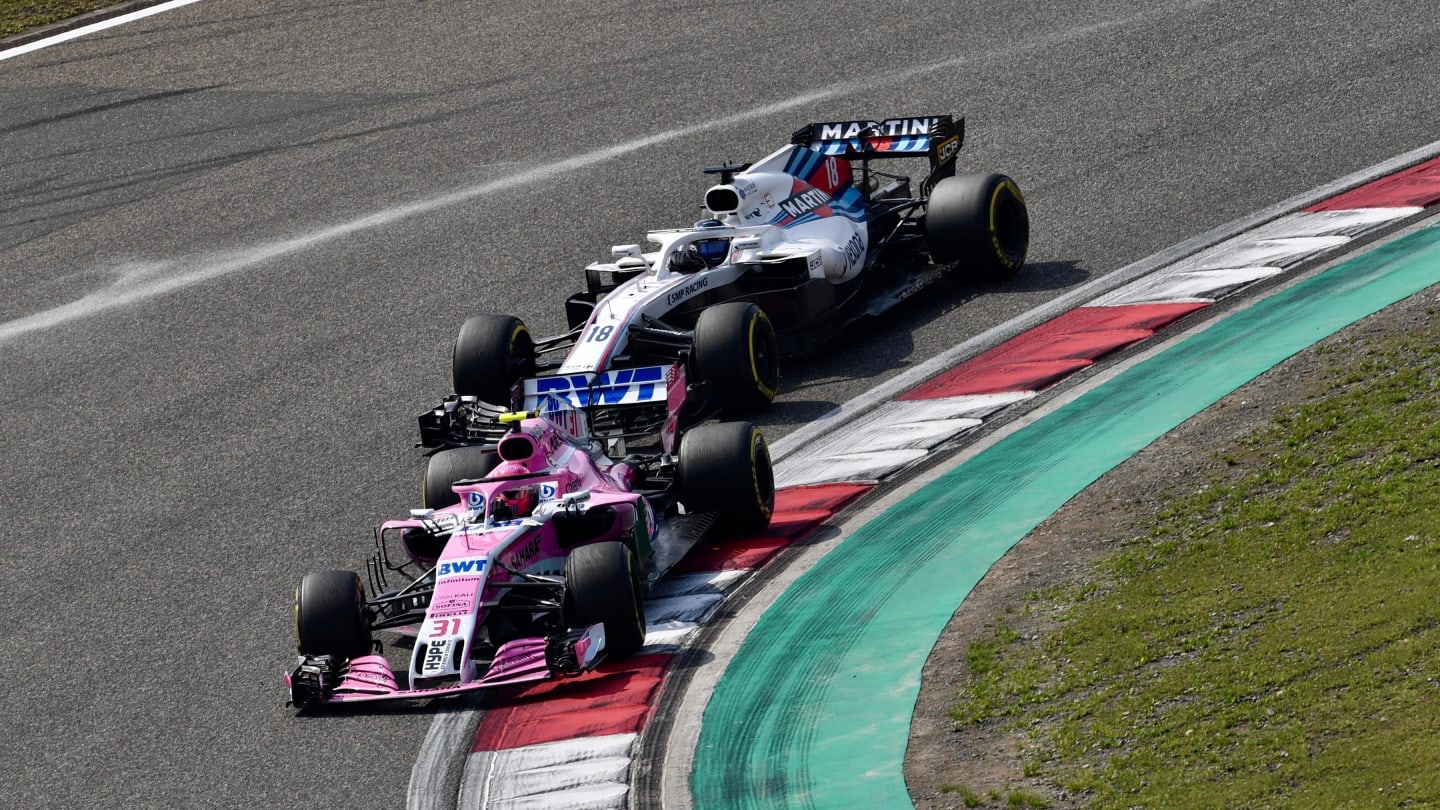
936, 135, 960, 164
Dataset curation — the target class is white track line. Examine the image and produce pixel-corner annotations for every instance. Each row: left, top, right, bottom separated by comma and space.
3, 0, 1219, 348
0, 0, 207, 61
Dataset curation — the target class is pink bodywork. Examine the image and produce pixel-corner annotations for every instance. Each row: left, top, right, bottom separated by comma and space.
292, 409, 648, 705
284, 639, 559, 704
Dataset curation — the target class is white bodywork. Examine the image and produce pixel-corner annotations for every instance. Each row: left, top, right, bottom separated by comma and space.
557, 144, 869, 376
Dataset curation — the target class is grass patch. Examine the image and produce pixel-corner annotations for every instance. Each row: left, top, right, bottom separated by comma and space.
952, 324, 1440, 807
1005, 788, 1050, 808
0, 1, 119, 39
939, 783, 994, 807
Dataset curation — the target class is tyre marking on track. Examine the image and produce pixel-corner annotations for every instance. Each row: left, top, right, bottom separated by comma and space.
461, 735, 637, 810
406, 696, 486, 810
0, 0, 207, 61
6, 3, 1224, 347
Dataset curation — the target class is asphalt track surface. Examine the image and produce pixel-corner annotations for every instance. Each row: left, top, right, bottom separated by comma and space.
1, 1, 1436, 807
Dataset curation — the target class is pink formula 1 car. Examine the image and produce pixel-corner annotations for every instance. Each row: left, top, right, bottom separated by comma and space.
286, 393, 772, 709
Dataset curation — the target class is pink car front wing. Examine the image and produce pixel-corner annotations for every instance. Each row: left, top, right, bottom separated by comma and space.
286, 626, 606, 707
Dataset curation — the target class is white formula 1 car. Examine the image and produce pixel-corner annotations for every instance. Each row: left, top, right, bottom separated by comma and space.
446, 114, 1028, 449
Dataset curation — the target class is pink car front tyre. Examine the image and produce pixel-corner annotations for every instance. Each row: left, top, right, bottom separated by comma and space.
294, 570, 372, 660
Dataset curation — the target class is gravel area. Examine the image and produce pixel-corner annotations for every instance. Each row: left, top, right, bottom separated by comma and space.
904, 285, 1440, 808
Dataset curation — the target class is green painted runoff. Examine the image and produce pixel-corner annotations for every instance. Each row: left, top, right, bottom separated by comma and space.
692, 224, 1440, 809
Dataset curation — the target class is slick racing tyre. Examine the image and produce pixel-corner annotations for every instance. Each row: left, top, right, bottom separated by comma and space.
423, 445, 499, 509
692, 302, 780, 415
452, 314, 535, 406
564, 541, 646, 658
677, 421, 775, 534
295, 570, 372, 660
925, 173, 1029, 280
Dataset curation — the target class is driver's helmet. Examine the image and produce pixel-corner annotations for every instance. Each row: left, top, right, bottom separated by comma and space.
491, 485, 537, 521
691, 219, 730, 267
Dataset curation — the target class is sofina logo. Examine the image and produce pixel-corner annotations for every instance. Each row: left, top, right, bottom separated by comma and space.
466, 491, 484, 509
